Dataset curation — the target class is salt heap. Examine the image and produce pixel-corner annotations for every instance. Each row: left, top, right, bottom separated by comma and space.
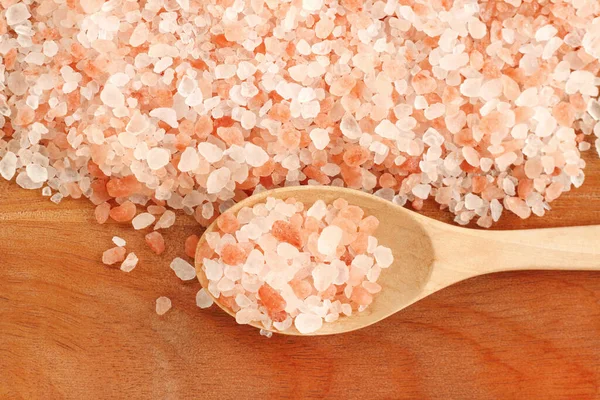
199, 197, 393, 334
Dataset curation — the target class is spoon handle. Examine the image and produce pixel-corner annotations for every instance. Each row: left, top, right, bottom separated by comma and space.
467, 225, 600, 273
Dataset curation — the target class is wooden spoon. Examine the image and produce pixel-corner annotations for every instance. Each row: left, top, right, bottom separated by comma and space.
195, 186, 599, 336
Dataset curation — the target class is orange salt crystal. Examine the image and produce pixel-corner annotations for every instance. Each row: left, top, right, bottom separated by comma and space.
290, 213, 303, 230
4, 48, 17, 70
411, 71, 437, 94
471, 176, 487, 194
349, 232, 369, 254
272, 220, 303, 248
343, 145, 370, 167
379, 173, 397, 189
304, 216, 320, 232
197, 240, 214, 260
109, 201, 137, 222
341, 0, 363, 12
258, 284, 287, 316
279, 125, 301, 148
552, 102, 575, 127
303, 165, 331, 185
13, 107, 35, 126
217, 212, 240, 234
269, 103, 291, 122
221, 243, 247, 265
94, 202, 111, 224
348, 266, 366, 286
358, 215, 379, 234
289, 279, 312, 300
398, 157, 421, 173
321, 285, 337, 300
217, 126, 244, 146
145, 232, 165, 255
185, 235, 199, 258
102, 246, 127, 266
339, 205, 365, 223
106, 175, 141, 198
412, 198, 424, 211
517, 179, 534, 200
350, 286, 373, 306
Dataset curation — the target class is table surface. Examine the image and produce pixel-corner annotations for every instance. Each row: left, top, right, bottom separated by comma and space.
1, 152, 599, 400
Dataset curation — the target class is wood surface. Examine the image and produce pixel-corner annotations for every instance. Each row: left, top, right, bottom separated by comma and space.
1, 151, 599, 399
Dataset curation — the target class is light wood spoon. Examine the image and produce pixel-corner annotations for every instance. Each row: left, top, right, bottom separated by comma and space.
195, 186, 600, 336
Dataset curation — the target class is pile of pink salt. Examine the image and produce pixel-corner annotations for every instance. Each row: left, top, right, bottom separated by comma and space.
198, 197, 393, 334
0, 0, 599, 234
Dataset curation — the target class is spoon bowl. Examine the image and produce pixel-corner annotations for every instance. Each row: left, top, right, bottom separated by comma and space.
196, 186, 600, 336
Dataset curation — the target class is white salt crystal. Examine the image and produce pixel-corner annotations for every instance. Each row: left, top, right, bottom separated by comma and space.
317, 225, 343, 256
374, 246, 393, 268
244, 143, 269, 167
302, 0, 323, 12
439, 53, 469, 71
130, 23, 148, 47
312, 263, 338, 291
155, 297, 172, 315
26, 164, 48, 183
120, 253, 139, 272
0, 152, 17, 180
6, 3, 31, 25
149, 108, 179, 128
206, 167, 231, 194
468, 18, 487, 39
375, 119, 400, 139
126, 112, 149, 134
412, 184, 431, 199
43, 41, 59, 57
198, 142, 223, 163
196, 289, 214, 309
464, 193, 483, 210
495, 152, 517, 170
260, 329, 273, 338
204, 258, 224, 280
100, 84, 125, 109
112, 236, 126, 247
154, 210, 176, 230
215, 64, 236, 79
294, 313, 323, 334
340, 113, 362, 139
535, 25, 558, 42
307, 200, 327, 220
132, 213, 156, 230
309, 128, 330, 150
237, 61, 257, 80
147, 148, 171, 170
170, 257, 197, 281
178, 147, 200, 172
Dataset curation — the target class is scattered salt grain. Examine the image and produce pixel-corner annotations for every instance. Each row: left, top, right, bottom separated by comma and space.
156, 297, 172, 315
132, 213, 156, 230
196, 289, 214, 309
112, 236, 127, 247
121, 253, 139, 272
170, 257, 197, 281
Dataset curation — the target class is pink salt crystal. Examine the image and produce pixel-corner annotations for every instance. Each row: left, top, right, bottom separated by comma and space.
145, 232, 165, 255
358, 216, 380, 234
217, 212, 240, 234
350, 286, 373, 306
102, 246, 127, 266
271, 220, 303, 248
258, 284, 287, 321
95, 203, 111, 224
109, 201, 137, 222
185, 235, 199, 258
155, 297, 172, 316
505, 197, 532, 219
289, 279, 313, 300
411, 71, 437, 94
330, 76, 356, 97
221, 243, 247, 265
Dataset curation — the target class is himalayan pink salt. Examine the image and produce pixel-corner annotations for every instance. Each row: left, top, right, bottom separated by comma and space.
170, 257, 197, 281
155, 297, 172, 316
109, 201, 137, 222
95, 203, 111, 224
102, 246, 127, 266
196, 288, 213, 309
121, 252, 139, 272
200, 197, 393, 334
185, 235, 200, 258
217, 212, 240, 234
145, 232, 165, 255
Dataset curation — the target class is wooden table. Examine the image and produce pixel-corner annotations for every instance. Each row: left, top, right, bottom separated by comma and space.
1, 153, 599, 399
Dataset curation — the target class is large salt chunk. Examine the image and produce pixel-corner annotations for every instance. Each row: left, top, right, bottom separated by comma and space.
6, 3, 31, 25
120, 253, 139, 272
244, 143, 269, 167
170, 257, 197, 281
198, 142, 223, 163
132, 213, 156, 230
373, 245, 394, 268
156, 296, 172, 315
100, 84, 125, 109
26, 164, 48, 183
196, 288, 214, 308
178, 147, 200, 172
0, 152, 18, 180
155, 210, 176, 230
147, 148, 170, 170
309, 128, 330, 150
294, 313, 323, 334
149, 108, 179, 128
375, 119, 400, 139
206, 167, 231, 194
317, 225, 343, 256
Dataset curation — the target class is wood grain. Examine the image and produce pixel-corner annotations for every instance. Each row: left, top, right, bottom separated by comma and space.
1, 152, 599, 399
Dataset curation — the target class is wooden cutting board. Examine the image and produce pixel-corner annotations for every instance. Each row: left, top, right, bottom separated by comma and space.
1, 152, 599, 399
